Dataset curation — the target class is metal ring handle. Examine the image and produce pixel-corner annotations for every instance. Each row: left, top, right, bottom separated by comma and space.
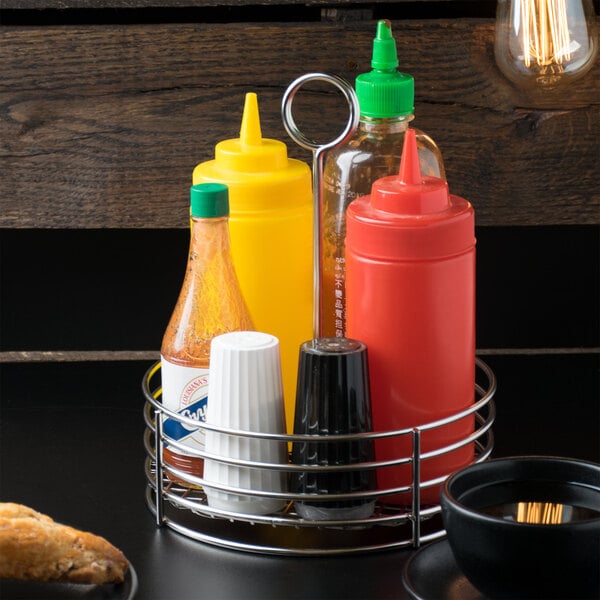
281, 73, 360, 336
281, 72, 360, 153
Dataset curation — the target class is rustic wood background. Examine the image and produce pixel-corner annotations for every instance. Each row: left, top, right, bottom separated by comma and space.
1, 13, 598, 228
1, 1, 598, 373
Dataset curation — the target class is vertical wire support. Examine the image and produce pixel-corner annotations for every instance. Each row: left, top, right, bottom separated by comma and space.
154, 408, 165, 526
311, 146, 327, 337
411, 428, 422, 548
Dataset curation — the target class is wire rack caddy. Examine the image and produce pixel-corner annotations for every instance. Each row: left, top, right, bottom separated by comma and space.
142, 357, 496, 556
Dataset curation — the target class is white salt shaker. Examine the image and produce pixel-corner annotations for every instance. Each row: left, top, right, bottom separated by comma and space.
203, 331, 288, 515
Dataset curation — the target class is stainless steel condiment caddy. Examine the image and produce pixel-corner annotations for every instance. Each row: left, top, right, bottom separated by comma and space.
142, 358, 496, 556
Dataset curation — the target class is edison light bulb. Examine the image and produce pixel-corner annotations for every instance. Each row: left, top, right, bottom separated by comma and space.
495, 0, 598, 88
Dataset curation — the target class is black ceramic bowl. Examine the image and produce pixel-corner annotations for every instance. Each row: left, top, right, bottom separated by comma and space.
440, 456, 600, 599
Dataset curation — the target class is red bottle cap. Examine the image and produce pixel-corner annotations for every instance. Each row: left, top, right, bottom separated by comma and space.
371, 129, 449, 215
346, 129, 475, 260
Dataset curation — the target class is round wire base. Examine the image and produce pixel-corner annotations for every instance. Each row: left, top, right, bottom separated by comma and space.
142, 358, 496, 556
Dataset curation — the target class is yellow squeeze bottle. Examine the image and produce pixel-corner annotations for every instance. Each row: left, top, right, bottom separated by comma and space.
193, 92, 313, 434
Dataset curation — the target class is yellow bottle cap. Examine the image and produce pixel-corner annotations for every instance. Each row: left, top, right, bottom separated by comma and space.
216, 92, 287, 172
193, 92, 311, 212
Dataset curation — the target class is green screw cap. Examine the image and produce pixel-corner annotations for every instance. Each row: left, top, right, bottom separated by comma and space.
190, 183, 229, 218
355, 20, 414, 118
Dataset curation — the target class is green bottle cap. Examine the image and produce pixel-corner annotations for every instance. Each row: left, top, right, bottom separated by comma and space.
190, 183, 229, 218
355, 20, 414, 118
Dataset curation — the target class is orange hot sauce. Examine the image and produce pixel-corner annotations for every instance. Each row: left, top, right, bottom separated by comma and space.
161, 183, 254, 484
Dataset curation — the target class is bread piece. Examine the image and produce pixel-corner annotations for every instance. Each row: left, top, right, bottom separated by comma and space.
0, 502, 128, 584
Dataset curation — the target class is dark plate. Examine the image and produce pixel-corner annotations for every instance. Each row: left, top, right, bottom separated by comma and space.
0, 563, 138, 599
402, 539, 486, 600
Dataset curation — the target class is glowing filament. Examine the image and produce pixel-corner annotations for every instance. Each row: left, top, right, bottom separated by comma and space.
521, 0, 572, 67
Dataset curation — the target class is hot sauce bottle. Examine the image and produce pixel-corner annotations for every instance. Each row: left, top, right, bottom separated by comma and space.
320, 19, 445, 339
161, 183, 254, 482
345, 129, 475, 506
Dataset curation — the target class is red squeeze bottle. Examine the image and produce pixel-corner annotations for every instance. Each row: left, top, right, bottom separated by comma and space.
345, 129, 475, 506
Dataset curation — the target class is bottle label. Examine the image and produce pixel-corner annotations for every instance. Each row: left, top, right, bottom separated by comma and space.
160, 357, 209, 455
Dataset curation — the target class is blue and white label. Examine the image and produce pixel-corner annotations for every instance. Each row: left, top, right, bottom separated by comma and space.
160, 357, 209, 454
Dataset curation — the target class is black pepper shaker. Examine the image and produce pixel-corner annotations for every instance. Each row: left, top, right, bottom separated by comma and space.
291, 338, 376, 520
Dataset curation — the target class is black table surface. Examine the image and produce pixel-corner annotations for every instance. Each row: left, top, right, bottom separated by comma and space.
1, 356, 598, 599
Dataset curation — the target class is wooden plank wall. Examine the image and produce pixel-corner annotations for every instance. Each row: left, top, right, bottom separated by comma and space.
1, 11, 598, 229
1, 2, 598, 360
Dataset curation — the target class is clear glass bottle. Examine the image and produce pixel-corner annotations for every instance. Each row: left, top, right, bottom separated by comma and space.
320, 19, 445, 338
160, 183, 254, 484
